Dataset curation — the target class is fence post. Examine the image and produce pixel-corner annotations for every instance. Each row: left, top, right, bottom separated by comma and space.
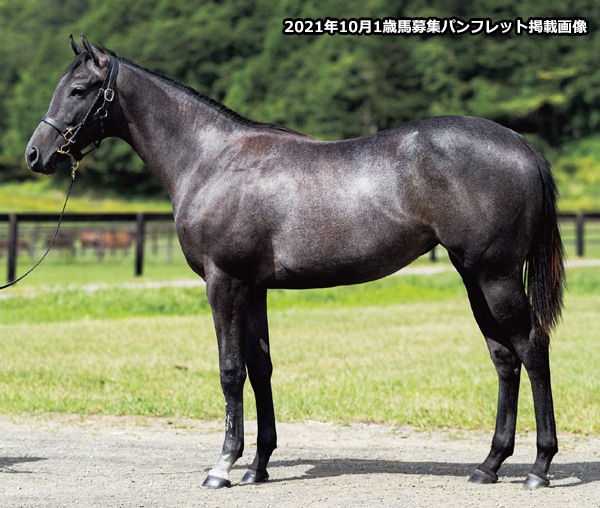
166, 228, 173, 265
429, 246, 436, 262
135, 213, 145, 276
576, 212, 584, 258
7, 213, 17, 283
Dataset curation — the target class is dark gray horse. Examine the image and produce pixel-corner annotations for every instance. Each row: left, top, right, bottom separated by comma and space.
26, 35, 565, 490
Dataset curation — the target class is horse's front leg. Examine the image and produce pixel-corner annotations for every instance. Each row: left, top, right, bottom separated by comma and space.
202, 269, 249, 489
242, 287, 277, 483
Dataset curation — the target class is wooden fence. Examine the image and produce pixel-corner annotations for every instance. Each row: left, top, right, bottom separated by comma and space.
0, 212, 173, 282
560, 212, 600, 258
2, 212, 600, 283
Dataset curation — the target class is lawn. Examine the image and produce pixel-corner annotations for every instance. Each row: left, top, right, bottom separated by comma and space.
1, 263, 598, 434
0, 179, 172, 214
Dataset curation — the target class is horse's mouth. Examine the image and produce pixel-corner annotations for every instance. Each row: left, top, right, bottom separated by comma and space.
40, 160, 60, 175
26, 146, 72, 175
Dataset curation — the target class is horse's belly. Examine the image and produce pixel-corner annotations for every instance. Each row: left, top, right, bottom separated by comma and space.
270, 221, 434, 289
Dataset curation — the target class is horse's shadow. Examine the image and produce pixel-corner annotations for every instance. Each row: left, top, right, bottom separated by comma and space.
235, 458, 599, 488
0, 457, 46, 474
4, 455, 596, 488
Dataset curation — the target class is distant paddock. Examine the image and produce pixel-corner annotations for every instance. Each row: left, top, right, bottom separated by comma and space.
1, 212, 600, 283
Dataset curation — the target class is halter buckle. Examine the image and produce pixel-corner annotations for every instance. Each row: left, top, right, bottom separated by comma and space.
62, 128, 75, 141
58, 143, 71, 155
104, 88, 115, 102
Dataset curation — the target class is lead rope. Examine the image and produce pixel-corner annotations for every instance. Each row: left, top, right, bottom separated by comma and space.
0, 162, 78, 291
2, 55, 118, 291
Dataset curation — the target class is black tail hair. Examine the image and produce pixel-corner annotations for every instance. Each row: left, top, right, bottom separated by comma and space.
520, 136, 566, 347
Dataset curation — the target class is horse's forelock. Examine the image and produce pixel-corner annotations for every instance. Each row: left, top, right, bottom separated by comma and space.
60, 53, 87, 79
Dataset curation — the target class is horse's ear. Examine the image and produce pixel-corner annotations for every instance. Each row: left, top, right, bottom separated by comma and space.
70, 34, 84, 56
80, 34, 102, 67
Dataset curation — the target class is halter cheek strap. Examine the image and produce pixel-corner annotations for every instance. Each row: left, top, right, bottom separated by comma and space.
41, 56, 119, 177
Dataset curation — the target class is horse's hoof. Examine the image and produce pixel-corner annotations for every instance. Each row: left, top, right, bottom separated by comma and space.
202, 475, 232, 489
523, 473, 550, 489
242, 469, 269, 483
468, 469, 498, 484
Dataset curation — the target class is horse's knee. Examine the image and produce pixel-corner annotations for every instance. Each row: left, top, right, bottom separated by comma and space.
220, 366, 247, 394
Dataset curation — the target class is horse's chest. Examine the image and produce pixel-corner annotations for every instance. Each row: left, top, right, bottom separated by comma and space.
175, 211, 266, 275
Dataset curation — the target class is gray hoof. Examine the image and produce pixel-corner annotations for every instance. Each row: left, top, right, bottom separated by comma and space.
523, 473, 550, 489
468, 469, 498, 484
242, 469, 269, 483
202, 475, 232, 489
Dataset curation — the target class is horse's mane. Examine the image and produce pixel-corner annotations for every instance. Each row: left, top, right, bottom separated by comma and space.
99, 48, 309, 137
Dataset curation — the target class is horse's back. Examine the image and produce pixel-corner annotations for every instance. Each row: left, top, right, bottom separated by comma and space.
178, 116, 544, 288
266, 116, 543, 285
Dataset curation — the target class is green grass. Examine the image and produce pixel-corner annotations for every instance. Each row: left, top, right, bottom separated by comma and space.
6, 250, 195, 290
0, 266, 599, 433
0, 179, 171, 213
0, 269, 463, 325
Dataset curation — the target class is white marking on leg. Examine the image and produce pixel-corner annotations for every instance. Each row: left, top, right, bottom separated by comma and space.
209, 454, 235, 481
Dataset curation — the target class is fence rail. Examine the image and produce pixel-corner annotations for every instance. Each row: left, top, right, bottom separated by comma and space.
0, 212, 173, 283
2, 212, 600, 283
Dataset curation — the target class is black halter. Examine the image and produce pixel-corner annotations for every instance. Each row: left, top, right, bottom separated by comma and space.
0, 57, 120, 290
42, 56, 119, 165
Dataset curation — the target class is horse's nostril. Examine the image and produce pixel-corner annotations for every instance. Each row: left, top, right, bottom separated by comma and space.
27, 146, 39, 166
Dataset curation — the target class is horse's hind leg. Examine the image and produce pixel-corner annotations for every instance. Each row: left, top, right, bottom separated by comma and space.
450, 255, 557, 488
451, 256, 521, 483
242, 287, 277, 483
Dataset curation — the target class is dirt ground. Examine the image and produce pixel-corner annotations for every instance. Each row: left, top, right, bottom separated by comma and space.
1, 415, 599, 508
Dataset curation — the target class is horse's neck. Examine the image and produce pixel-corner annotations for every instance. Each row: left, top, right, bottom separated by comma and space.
115, 63, 238, 197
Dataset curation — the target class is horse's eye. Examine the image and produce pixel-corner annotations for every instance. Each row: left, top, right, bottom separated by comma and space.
70, 86, 86, 97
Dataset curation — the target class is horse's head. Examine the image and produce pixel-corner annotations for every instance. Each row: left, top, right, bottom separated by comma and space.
26, 34, 118, 175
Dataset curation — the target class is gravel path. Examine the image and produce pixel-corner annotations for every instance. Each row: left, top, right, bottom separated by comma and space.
1, 416, 599, 507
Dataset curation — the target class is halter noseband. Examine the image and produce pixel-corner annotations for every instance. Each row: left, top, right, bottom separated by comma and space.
41, 56, 119, 176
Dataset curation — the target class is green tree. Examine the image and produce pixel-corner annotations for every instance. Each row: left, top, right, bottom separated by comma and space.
1, 0, 599, 209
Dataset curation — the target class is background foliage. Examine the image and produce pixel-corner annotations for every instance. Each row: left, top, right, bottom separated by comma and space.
1, 0, 599, 210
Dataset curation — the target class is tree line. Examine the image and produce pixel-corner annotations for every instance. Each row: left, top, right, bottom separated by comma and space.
1, 0, 598, 210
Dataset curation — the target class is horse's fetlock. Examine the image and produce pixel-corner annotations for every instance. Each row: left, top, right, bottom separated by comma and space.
258, 429, 277, 453
538, 441, 558, 458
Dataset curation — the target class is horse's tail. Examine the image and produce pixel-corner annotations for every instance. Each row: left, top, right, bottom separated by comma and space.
520, 135, 566, 348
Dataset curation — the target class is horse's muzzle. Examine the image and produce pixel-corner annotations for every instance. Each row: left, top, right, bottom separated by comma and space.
25, 143, 58, 174
25, 123, 68, 175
